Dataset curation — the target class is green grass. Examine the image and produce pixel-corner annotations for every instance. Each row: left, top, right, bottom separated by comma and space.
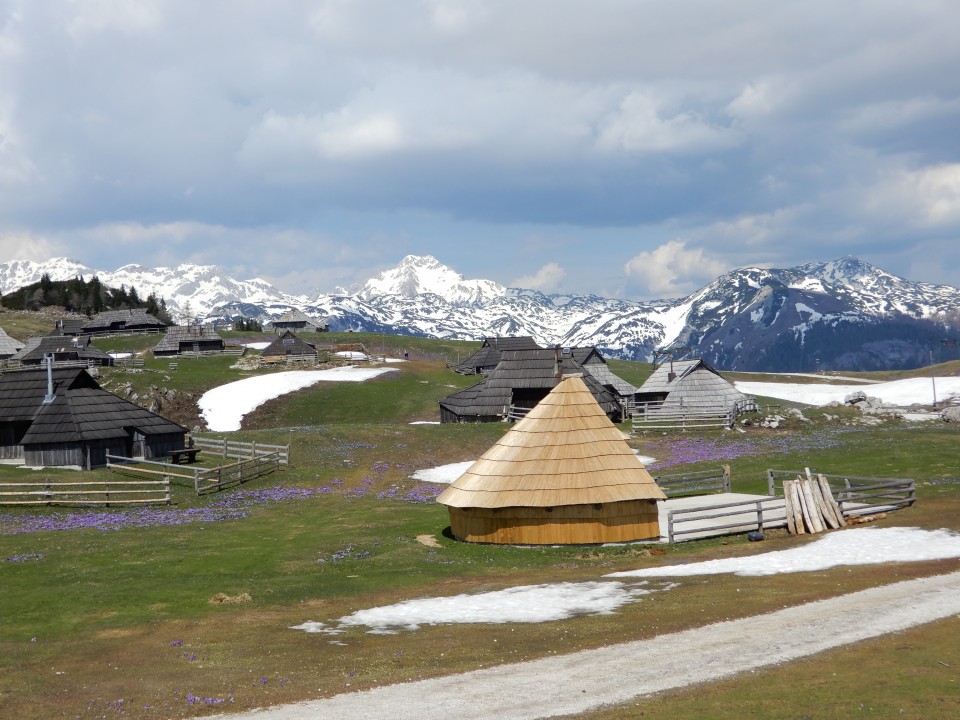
1, 318, 959, 718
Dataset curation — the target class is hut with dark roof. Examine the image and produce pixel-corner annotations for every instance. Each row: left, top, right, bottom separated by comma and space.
10, 335, 113, 367
153, 325, 224, 356
82, 308, 168, 334
439, 347, 621, 423
268, 309, 327, 334
260, 330, 318, 363
437, 375, 665, 544
452, 336, 541, 375
0, 367, 186, 468
0, 328, 24, 359
50, 317, 86, 336
634, 358, 751, 416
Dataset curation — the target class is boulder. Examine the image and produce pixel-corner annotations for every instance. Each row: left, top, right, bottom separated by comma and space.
941, 406, 960, 423
844, 391, 867, 405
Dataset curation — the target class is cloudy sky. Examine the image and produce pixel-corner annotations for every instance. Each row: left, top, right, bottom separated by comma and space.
1, 1, 959, 299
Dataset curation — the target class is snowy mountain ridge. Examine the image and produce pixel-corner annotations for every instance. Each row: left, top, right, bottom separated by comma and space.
2, 254, 958, 371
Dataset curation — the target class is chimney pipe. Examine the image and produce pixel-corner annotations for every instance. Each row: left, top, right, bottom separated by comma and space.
43, 353, 56, 404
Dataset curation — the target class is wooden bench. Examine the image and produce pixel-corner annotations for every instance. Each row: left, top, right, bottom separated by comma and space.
168, 362, 179, 371
169, 448, 201, 464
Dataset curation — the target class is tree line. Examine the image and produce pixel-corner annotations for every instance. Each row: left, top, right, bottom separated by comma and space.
1, 274, 175, 324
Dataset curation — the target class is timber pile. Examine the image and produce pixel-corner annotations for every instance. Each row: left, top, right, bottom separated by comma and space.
784, 468, 847, 535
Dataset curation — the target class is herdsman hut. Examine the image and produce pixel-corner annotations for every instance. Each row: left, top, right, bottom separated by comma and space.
81, 308, 169, 335
634, 358, 753, 417
260, 330, 318, 363
437, 375, 666, 544
268, 309, 327, 334
10, 335, 114, 367
153, 325, 225, 356
452, 336, 541, 375
0, 367, 187, 469
439, 347, 622, 423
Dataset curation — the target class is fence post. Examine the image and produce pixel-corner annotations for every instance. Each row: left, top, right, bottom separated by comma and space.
767, 469, 775, 496
252, 441, 257, 459
105, 482, 110, 507
756, 500, 763, 530
667, 511, 675, 544
222, 438, 228, 458
45, 480, 52, 506
723, 465, 731, 493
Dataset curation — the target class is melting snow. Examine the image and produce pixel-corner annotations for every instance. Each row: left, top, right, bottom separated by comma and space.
735, 377, 960, 407
199, 367, 396, 431
290, 528, 960, 633
411, 461, 476, 483
607, 527, 960, 577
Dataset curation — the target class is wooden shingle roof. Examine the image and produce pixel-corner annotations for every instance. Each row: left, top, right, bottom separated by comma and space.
0, 368, 186, 444
437, 375, 665, 509
636, 358, 745, 411
0, 327, 24, 357
261, 330, 317, 357
11, 335, 113, 364
153, 325, 223, 353
440, 348, 620, 419
82, 308, 168, 331
453, 336, 541, 374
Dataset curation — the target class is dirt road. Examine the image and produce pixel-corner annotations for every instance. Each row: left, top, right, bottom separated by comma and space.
217, 571, 960, 720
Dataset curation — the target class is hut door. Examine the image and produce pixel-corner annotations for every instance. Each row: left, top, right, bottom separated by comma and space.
192, 342, 200, 352
132, 431, 146, 459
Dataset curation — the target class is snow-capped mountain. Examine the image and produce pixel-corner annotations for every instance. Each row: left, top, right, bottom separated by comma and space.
355, 255, 505, 304
1, 254, 958, 371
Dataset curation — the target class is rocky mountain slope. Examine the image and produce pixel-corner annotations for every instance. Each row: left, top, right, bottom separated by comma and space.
2, 254, 957, 371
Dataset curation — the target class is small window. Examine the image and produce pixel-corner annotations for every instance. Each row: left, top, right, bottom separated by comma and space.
282, 338, 294, 344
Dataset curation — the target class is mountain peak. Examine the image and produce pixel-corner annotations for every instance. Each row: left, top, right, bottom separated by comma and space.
356, 255, 505, 304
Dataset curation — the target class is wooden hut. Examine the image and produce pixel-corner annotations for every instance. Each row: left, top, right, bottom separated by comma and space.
153, 325, 224, 356
10, 335, 113, 367
50, 317, 86, 336
260, 330, 318, 363
634, 358, 751, 416
437, 375, 666, 544
571, 347, 638, 404
0, 367, 186, 469
0, 328, 24, 359
440, 347, 621, 423
452, 336, 541, 375
82, 308, 168, 334
268, 309, 327, 334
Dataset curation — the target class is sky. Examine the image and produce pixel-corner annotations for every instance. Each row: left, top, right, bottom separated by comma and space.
1, 1, 959, 299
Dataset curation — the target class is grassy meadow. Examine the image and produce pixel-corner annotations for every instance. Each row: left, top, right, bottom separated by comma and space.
0, 323, 958, 718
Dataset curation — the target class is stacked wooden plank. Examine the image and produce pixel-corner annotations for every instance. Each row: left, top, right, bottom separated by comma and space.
784, 469, 847, 535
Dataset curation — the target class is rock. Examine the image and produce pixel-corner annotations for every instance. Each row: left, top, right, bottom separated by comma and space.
165, 390, 177, 402
844, 391, 867, 405
148, 399, 162, 413
747, 530, 765, 542
941, 406, 960, 423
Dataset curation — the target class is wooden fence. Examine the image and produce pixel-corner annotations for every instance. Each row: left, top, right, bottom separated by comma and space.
0, 479, 170, 506
191, 435, 291, 465
665, 495, 788, 543
107, 450, 282, 495
766, 469, 916, 516
654, 466, 731, 497
194, 452, 282, 495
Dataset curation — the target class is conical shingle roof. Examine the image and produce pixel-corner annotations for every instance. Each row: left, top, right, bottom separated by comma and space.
437, 375, 665, 509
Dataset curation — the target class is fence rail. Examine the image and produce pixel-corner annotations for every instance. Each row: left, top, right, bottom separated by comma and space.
666, 495, 788, 543
190, 436, 291, 465
0, 479, 170, 506
194, 452, 281, 494
654, 466, 731, 497
766, 469, 916, 516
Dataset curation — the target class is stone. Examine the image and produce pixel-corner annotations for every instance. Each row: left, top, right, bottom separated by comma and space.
844, 391, 867, 405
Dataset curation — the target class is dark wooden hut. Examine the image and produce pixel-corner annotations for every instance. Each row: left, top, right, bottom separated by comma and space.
0, 367, 187, 469
439, 347, 621, 423
260, 330, 318, 363
10, 335, 113, 367
437, 375, 665, 544
153, 325, 224, 356
452, 336, 541, 375
82, 308, 169, 334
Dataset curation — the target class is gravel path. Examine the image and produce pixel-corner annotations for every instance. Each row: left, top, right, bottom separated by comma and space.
217, 571, 960, 720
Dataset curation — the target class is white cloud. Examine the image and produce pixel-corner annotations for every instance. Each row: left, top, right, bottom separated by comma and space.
0, 231, 65, 262
511, 262, 566, 292
624, 240, 729, 297
597, 90, 739, 154
861, 163, 960, 229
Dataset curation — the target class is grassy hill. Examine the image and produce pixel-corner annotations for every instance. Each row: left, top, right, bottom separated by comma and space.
0, 316, 958, 718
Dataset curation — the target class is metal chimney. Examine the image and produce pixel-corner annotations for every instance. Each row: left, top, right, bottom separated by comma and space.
43, 353, 56, 404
